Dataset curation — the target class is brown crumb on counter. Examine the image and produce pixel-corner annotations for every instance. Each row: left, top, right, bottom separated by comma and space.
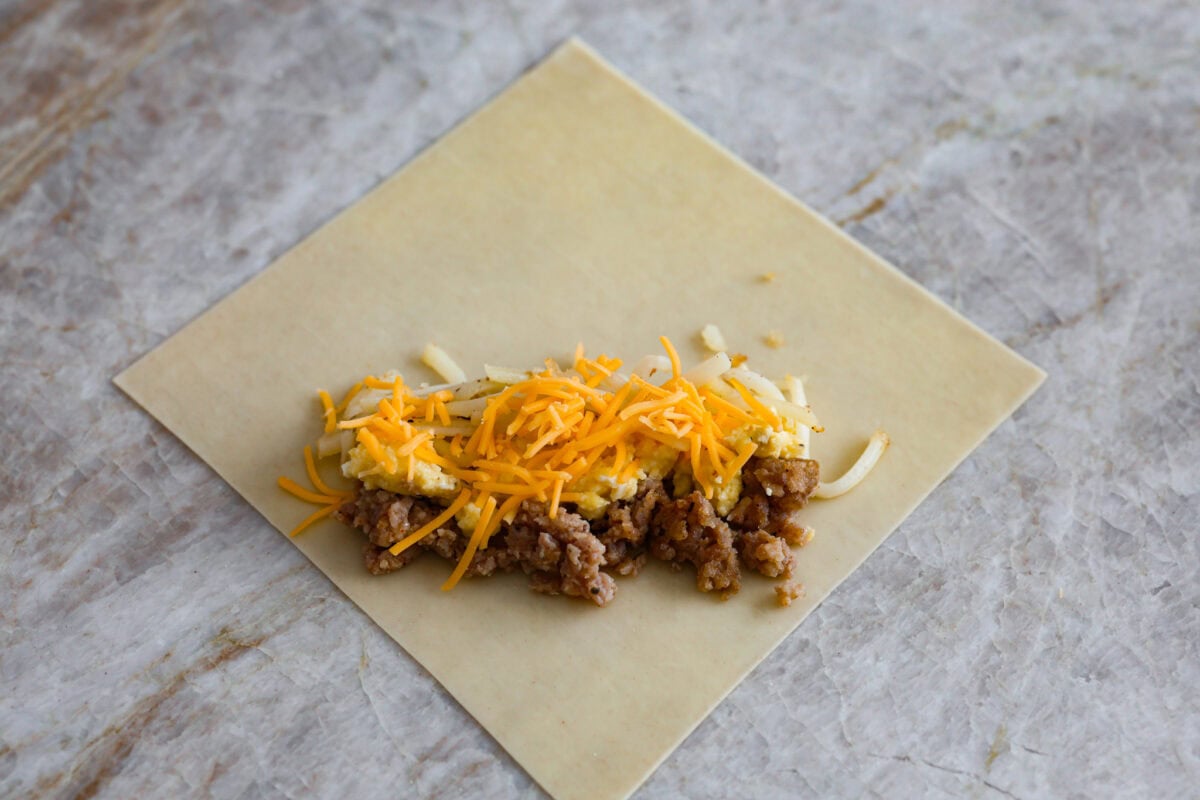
764, 331, 785, 349
759, 272, 777, 283
775, 580, 805, 607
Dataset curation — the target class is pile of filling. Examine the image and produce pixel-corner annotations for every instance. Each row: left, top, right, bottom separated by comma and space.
280, 336, 887, 606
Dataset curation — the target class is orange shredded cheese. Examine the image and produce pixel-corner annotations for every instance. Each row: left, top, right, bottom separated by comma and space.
442, 494, 496, 590
286, 504, 340, 538
727, 377, 783, 430
278, 476, 343, 506
335, 382, 363, 414
317, 390, 338, 434
386, 489, 472, 557
660, 335, 682, 380
277, 473, 349, 536
304, 445, 351, 499
548, 477, 565, 519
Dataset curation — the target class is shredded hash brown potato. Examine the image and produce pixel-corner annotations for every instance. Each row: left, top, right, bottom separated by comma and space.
700, 323, 728, 352
422, 342, 467, 384
813, 430, 891, 499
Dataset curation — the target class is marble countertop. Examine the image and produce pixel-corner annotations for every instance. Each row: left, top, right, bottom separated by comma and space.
3, 1, 1197, 797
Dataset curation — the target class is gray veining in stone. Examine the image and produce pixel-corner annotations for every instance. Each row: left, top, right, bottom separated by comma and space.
2, 1, 1198, 798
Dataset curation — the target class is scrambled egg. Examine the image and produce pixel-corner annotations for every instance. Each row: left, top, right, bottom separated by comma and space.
724, 420, 807, 459
672, 421, 806, 515
342, 444, 462, 499
672, 463, 743, 516
342, 420, 807, 524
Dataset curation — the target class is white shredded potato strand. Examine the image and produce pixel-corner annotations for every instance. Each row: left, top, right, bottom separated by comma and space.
782, 375, 811, 457
484, 364, 530, 384
704, 376, 738, 399
782, 374, 807, 405
600, 371, 631, 392
411, 422, 478, 436
700, 323, 728, 352
449, 378, 502, 400
409, 378, 500, 400
630, 354, 672, 380
422, 343, 467, 384
316, 430, 345, 459
344, 388, 388, 420
682, 352, 731, 387
711, 367, 821, 429
814, 431, 890, 498
724, 367, 785, 400
772, 397, 822, 430
315, 430, 355, 460
443, 396, 492, 418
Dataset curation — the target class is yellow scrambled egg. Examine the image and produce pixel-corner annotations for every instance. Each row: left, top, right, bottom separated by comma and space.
341, 420, 807, 526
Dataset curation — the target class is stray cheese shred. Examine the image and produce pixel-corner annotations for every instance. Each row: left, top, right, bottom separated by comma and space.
279, 336, 888, 592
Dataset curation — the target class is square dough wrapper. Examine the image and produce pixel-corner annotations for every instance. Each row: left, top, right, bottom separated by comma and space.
117, 39, 1044, 800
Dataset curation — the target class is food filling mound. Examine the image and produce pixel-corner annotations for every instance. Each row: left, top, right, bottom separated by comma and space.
280, 336, 888, 606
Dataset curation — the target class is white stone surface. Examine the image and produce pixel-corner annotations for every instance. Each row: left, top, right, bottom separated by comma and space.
2, 1, 1197, 798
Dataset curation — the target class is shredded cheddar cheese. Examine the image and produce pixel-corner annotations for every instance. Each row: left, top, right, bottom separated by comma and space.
279, 337, 854, 592
277, 449, 353, 538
